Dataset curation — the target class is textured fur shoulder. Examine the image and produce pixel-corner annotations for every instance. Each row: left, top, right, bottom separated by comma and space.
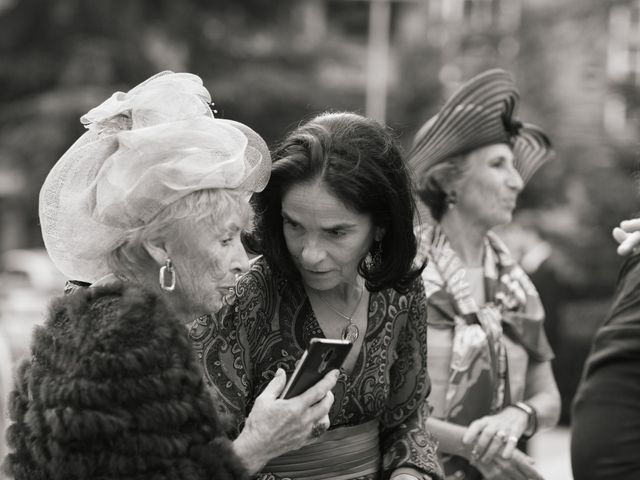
39, 282, 175, 365
4, 282, 249, 480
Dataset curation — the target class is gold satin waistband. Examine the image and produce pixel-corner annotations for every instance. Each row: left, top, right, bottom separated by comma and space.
262, 420, 380, 480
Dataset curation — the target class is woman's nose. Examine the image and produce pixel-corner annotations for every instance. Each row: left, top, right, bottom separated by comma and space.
508, 166, 524, 192
300, 237, 325, 265
230, 240, 250, 274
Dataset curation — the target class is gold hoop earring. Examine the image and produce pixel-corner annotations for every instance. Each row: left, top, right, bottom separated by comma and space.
159, 258, 176, 292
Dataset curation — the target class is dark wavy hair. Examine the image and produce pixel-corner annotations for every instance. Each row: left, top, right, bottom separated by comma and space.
250, 111, 422, 293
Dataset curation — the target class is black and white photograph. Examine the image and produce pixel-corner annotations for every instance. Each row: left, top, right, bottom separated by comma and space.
1, 1, 639, 479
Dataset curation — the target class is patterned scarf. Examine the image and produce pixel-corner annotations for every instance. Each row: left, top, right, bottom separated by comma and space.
416, 224, 550, 478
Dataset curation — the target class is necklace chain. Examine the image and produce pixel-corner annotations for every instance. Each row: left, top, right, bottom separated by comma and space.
312, 284, 365, 342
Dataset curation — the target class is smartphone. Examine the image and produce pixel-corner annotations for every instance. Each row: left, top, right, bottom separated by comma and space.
280, 338, 352, 399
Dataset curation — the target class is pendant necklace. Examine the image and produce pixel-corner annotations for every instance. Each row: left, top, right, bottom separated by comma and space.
315, 283, 365, 343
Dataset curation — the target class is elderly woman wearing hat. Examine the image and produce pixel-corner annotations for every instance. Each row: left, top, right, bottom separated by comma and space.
3, 72, 337, 480
409, 69, 561, 480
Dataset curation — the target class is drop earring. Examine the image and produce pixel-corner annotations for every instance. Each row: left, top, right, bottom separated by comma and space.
447, 191, 457, 209
159, 258, 176, 292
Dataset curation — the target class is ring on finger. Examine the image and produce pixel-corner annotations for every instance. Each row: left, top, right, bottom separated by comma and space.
507, 435, 519, 444
495, 430, 507, 442
310, 422, 327, 439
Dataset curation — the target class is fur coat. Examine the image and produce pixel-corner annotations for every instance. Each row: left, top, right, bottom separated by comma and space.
2, 282, 247, 480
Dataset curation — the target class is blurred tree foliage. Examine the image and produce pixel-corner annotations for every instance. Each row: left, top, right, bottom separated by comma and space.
0, 0, 635, 301
0, 0, 443, 250
0, 0, 370, 247
513, 3, 638, 296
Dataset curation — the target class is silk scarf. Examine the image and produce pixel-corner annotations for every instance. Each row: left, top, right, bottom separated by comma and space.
416, 224, 550, 478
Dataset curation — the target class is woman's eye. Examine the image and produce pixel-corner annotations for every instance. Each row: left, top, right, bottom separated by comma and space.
283, 218, 299, 229
328, 230, 345, 238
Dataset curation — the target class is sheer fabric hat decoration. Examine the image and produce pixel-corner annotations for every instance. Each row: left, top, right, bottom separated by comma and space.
408, 68, 555, 186
39, 71, 271, 283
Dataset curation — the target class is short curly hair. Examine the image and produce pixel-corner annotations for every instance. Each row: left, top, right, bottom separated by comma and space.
107, 188, 252, 284
250, 111, 422, 293
414, 154, 468, 222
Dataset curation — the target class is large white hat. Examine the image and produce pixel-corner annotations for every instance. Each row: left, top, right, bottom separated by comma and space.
39, 71, 271, 282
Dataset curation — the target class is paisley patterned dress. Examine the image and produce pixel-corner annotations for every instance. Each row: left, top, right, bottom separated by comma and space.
189, 257, 442, 480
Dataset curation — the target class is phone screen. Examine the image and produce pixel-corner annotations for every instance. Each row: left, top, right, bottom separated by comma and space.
280, 338, 352, 399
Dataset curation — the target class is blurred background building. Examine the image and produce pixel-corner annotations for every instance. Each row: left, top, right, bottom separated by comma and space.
1, 0, 640, 476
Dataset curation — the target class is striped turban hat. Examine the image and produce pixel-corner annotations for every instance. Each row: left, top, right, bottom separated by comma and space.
409, 68, 554, 185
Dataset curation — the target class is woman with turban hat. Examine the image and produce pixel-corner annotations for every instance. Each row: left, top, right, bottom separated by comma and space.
409, 69, 560, 480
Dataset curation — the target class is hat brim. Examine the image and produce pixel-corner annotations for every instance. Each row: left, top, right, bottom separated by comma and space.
218, 119, 271, 193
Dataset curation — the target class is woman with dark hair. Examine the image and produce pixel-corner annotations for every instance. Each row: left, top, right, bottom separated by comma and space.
408, 69, 560, 480
190, 112, 443, 480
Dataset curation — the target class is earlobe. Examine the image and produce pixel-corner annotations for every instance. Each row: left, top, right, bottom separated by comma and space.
143, 238, 168, 266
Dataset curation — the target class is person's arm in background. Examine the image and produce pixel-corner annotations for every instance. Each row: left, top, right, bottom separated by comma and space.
426, 409, 545, 480
426, 329, 555, 477
613, 218, 640, 255
522, 359, 561, 434
464, 359, 561, 457
463, 331, 560, 465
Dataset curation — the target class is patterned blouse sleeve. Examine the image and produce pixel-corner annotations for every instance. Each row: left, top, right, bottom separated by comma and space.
190, 272, 264, 439
381, 279, 443, 480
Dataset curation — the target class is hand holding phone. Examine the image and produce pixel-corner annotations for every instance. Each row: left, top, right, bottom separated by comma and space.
280, 338, 352, 399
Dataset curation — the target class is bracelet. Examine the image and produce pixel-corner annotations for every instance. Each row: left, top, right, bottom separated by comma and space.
511, 401, 538, 439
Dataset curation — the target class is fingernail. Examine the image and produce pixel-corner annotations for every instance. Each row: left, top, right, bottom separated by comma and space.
275, 368, 284, 377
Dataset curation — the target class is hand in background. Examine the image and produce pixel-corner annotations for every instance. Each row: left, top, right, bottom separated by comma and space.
462, 406, 529, 463
613, 218, 640, 256
233, 368, 339, 474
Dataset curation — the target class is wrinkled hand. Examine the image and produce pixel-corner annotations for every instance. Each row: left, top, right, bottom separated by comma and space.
462, 406, 529, 463
233, 368, 338, 474
471, 449, 545, 480
613, 219, 640, 256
